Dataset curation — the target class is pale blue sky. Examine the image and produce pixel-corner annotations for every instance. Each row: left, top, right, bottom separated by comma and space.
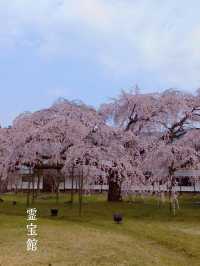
1, 0, 200, 126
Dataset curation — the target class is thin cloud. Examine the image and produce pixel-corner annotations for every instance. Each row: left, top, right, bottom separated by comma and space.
0, 1, 200, 88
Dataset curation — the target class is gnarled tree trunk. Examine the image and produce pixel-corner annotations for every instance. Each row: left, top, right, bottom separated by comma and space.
108, 180, 122, 201
107, 168, 122, 201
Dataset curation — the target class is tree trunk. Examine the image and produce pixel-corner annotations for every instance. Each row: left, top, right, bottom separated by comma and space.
26, 178, 31, 206
56, 170, 60, 204
168, 181, 172, 214
180, 182, 182, 195
64, 176, 66, 193
31, 174, 35, 204
70, 165, 75, 203
15, 182, 18, 194
71, 174, 74, 203
75, 177, 78, 192
78, 174, 84, 216
193, 180, 196, 195
168, 175, 179, 216
20, 178, 23, 191
56, 181, 60, 204
108, 180, 122, 201
35, 175, 41, 199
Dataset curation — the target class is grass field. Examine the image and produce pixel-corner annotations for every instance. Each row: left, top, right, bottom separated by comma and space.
0, 193, 200, 266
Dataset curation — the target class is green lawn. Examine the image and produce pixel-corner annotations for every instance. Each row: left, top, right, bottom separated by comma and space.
0, 193, 200, 266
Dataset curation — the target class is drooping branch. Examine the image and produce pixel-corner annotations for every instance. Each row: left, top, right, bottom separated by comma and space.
161, 106, 200, 143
